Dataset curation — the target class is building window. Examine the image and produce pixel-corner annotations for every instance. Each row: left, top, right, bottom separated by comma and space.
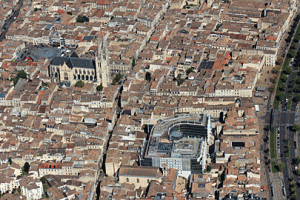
137, 178, 139, 183
126, 178, 129, 182
64, 73, 68, 81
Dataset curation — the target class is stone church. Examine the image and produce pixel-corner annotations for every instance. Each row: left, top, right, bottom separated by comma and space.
49, 43, 109, 87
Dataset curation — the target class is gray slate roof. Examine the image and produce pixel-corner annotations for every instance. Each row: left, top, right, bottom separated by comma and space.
50, 57, 95, 69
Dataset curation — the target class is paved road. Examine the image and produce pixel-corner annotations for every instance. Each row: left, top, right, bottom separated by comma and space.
268, 15, 300, 198
273, 41, 300, 200
0, 1, 23, 41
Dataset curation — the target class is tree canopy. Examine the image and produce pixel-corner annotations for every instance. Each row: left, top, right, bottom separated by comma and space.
283, 66, 293, 74
96, 84, 103, 91
276, 162, 285, 172
177, 75, 185, 86
76, 15, 89, 23
293, 95, 300, 102
12, 70, 27, 85
112, 73, 122, 85
275, 90, 286, 101
75, 80, 84, 88
145, 72, 151, 82
132, 57, 136, 68
280, 74, 288, 82
277, 81, 286, 91
186, 68, 194, 75
293, 123, 300, 132
23, 162, 30, 174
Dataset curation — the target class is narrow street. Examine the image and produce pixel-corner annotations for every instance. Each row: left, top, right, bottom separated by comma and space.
0, 1, 23, 41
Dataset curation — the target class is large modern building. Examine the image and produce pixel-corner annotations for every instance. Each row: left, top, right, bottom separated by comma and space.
141, 114, 211, 177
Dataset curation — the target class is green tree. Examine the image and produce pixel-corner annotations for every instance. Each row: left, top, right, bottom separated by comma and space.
18, 70, 27, 79
207, 165, 212, 172
296, 156, 300, 165
293, 123, 300, 131
214, 24, 221, 31
280, 74, 288, 82
8, 157, 12, 165
276, 57, 284, 66
177, 76, 185, 86
40, 177, 46, 184
13, 70, 27, 85
270, 76, 277, 83
289, 49, 297, 58
75, 81, 84, 88
77, 15, 89, 23
112, 73, 122, 85
295, 85, 300, 93
96, 84, 103, 91
186, 68, 194, 75
67, 11, 72, 15
283, 66, 293, 74
23, 162, 30, 174
291, 185, 296, 193
145, 72, 151, 82
275, 90, 286, 101
264, 148, 269, 153
297, 168, 300, 176
293, 95, 300, 102
34, 8, 38, 12
278, 81, 286, 91
269, 84, 276, 92
132, 57, 136, 68
277, 162, 285, 171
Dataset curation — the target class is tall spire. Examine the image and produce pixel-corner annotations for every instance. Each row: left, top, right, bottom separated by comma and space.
95, 34, 109, 87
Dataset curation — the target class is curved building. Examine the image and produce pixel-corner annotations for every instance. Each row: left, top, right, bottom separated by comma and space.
141, 114, 211, 177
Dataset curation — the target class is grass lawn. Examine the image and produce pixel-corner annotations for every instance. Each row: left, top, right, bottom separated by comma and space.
285, 141, 290, 158
288, 98, 292, 110
270, 130, 277, 159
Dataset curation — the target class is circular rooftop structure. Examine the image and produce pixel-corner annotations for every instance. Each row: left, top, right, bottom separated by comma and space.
151, 114, 208, 140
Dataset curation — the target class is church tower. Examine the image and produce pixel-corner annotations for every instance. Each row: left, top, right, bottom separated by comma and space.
96, 37, 109, 87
